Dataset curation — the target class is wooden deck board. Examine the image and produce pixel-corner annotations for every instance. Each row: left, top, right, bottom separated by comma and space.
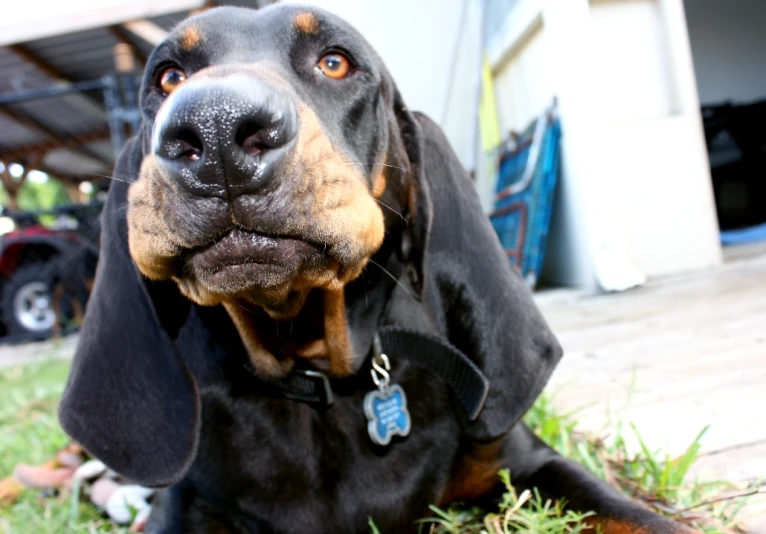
535, 244, 766, 531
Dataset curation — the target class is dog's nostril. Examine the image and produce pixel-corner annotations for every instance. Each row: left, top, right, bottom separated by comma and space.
165, 129, 204, 161
235, 121, 281, 156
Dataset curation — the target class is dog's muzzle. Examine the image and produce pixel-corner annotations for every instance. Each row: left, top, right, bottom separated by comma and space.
152, 74, 298, 199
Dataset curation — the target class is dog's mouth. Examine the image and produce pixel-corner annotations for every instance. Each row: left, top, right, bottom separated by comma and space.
180, 227, 356, 377
191, 228, 325, 270
187, 227, 333, 294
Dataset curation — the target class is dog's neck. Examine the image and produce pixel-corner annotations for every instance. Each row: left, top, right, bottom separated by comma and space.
221, 233, 407, 380
223, 287, 355, 379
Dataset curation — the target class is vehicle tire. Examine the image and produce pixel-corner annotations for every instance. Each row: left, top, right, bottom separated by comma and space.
1, 262, 58, 338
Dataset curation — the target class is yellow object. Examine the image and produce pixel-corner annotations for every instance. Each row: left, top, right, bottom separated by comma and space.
478, 55, 501, 153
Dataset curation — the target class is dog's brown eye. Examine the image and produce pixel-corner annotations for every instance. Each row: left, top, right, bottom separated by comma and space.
159, 67, 187, 95
316, 53, 351, 79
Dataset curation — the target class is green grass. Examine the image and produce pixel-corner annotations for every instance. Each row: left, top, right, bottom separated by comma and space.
415, 470, 595, 534
0, 360, 71, 479
0, 360, 125, 533
0, 359, 755, 534
416, 393, 755, 534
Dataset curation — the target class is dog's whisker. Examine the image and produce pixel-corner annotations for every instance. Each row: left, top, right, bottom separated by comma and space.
100, 205, 129, 222
367, 259, 413, 300
371, 163, 407, 171
373, 198, 407, 223
237, 301, 261, 314
331, 148, 407, 173
336, 159, 407, 173
88, 167, 141, 178
82, 172, 134, 184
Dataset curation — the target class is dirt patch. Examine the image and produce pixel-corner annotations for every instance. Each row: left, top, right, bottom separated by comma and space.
0, 335, 77, 369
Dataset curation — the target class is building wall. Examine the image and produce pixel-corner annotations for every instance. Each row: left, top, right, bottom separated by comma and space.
684, 0, 766, 105
487, 0, 722, 289
440, 0, 484, 172
586, 0, 721, 278
589, 0, 676, 122
493, 23, 553, 133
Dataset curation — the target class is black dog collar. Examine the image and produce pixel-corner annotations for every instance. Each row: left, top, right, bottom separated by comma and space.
376, 326, 490, 422
244, 363, 335, 406
251, 326, 489, 422
278, 367, 335, 406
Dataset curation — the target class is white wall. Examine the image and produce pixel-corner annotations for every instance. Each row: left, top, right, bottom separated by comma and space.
586, 0, 721, 278
493, 22, 554, 133
486, 0, 722, 289
684, 0, 766, 105
589, 0, 676, 122
440, 0, 485, 171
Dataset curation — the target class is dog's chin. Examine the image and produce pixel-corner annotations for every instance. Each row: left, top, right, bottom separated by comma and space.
183, 228, 342, 314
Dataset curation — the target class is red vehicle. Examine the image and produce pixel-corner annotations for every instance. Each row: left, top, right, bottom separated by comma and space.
0, 204, 101, 340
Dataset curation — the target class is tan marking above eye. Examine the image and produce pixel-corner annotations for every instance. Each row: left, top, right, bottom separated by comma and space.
159, 67, 187, 95
294, 12, 320, 34
179, 25, 202, 50
316, 53, 351, 80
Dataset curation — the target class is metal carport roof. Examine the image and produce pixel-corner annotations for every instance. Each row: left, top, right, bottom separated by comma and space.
0, 0, 271, 186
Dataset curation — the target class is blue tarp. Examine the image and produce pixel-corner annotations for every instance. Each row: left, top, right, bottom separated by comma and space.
489, 107, 561, 288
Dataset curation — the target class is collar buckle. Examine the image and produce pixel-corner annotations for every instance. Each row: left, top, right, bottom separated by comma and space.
281, 368, 334, 407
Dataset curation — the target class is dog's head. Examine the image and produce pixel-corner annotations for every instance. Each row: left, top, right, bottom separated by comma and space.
133, 6, 401, 304
128, 5, 423, 377
59, 5, 560, 489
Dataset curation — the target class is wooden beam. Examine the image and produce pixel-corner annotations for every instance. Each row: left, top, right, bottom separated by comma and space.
190, 0, 219, 16
0, 107, 111, 168
5, 45, 106, 108
108, 25, 148, 66
122, 19, 169, 46
0, 128, 111, 162
0, 0, 204, 47
3, 45, 114, 170
7, 44, 66, 81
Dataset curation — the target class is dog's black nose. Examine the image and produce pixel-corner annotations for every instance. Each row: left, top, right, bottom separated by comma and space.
153, 76, 298, 199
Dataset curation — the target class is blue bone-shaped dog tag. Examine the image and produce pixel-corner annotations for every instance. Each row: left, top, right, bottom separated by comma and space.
363, 384, 411, 446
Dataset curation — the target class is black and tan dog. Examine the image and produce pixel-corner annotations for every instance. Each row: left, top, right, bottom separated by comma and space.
59, 5, 696, 533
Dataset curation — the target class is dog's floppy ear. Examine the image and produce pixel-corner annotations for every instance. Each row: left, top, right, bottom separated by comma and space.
407, 113, 563, 442
391, 89, 431, 296
58, 135, 199, 487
